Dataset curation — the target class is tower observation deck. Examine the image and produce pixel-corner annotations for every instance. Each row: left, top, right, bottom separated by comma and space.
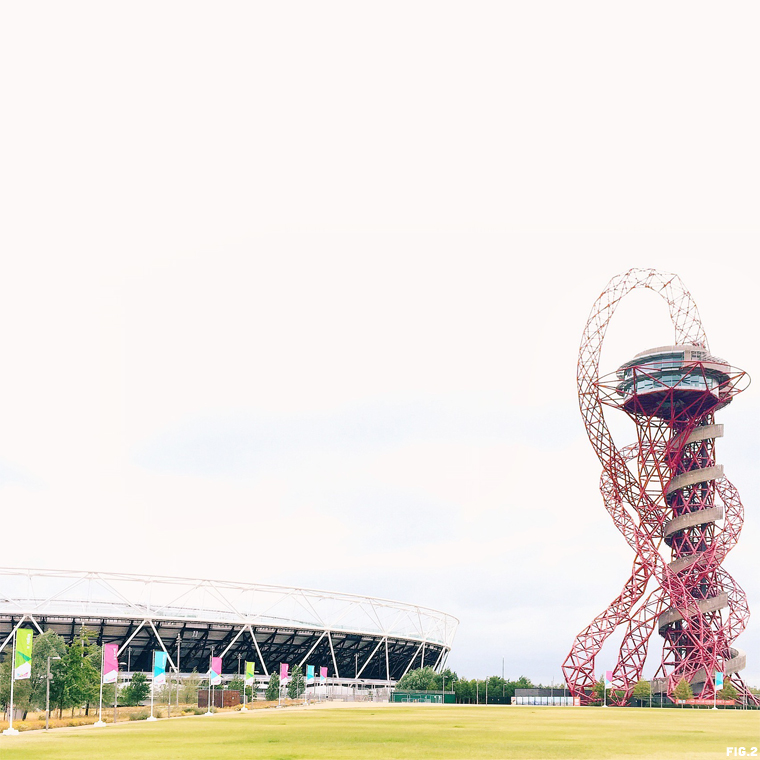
562, 269, 756, 706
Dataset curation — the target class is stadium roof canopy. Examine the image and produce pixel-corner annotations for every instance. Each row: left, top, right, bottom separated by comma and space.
0, 568, 458, 683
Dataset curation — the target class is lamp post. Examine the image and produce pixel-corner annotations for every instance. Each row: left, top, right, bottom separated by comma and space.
114, 662, 125, 724
176, 635, 181, 711
45, 655, 62, 730
95, 645, 107, 727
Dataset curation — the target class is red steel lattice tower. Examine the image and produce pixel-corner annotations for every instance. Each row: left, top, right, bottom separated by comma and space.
562, 268, 757, 706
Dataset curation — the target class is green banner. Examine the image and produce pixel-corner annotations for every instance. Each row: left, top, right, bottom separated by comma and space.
245, 661, 255, 686
14, 628, 33, 680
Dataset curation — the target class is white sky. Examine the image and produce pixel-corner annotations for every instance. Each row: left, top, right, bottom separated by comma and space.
1, 2, 759, 685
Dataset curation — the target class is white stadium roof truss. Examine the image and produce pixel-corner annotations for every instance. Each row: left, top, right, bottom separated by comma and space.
0, 568, 457, 683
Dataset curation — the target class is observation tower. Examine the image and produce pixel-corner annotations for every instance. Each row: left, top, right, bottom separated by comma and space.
562, 269, 756, 706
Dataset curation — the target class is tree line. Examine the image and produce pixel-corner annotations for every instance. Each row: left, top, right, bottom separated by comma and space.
396, 667, 743, 706
396, 666, 538, 704
590, 676, 739, 705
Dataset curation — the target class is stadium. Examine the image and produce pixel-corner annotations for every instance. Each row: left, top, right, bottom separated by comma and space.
0, 568, 457, 685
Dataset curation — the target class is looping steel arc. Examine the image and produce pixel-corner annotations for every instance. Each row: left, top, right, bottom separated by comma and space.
562, 268, 756, 706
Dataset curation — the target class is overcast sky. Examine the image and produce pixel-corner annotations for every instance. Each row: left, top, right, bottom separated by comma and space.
1, 2, 759, 685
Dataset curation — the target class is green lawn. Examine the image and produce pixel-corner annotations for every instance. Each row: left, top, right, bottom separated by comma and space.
0, 704, 756, 760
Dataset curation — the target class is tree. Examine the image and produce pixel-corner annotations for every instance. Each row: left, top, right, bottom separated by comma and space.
0, 630, 69, 716
453, 679, 473, 703
396, 666, 437, 691
590, 678, 605, 704
180, 670, 201, 704
27, 630, 68, 712
54, 627, 101, 716
674, 678, 694, 705
228, 677, 253, 700
718, 678, 738, 701
430, 668, 458, 691
287, 665, 305, 699
0, 655, 31, 714
265, 672, 280, 702
486, 676, 506, 703
632, 679, 651, 705
122, 672, 150, 706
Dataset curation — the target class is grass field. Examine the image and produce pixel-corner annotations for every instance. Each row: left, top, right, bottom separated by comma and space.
0, 703, 756, 760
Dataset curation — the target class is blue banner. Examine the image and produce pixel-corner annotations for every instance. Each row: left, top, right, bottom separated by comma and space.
153, 651, 167, 686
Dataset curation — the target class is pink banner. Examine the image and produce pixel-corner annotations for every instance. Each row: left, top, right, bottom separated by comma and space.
103, 643, 118, 684
210, 656, 223, 685
280, 663, 289, 681
319, 666, 327, 680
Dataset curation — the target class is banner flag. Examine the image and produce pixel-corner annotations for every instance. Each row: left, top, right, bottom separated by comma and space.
280, 663, 289, 682
14, 628, 33, 680
209, 656, 223, 686
715, 671, 724, 689
103, 643, 119, 684
306, 665, 315, 683
604, 671, 613, 689
245, 661, 256, 686
319, 666, 327, 682
153, 651, 168, 686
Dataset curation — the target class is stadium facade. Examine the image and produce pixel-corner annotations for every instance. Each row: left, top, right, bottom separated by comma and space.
0, 568, 457, 684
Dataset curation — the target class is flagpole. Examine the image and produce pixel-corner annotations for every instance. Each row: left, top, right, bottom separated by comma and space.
4, 629, 18, 735
205, 653, 213, 716
95, 645, 106, 726
9, 629, 15, 730
150, 652, 155, 720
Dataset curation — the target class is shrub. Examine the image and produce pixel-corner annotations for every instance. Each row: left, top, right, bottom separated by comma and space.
129, 710, 150, 721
